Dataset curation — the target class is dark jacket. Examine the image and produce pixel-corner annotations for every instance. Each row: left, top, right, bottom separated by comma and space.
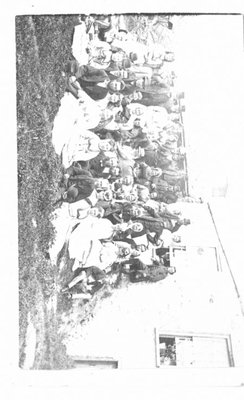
64, 167, 95, 203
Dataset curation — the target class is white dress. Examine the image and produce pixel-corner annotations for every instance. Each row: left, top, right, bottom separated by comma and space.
68, 216, 115, 263
68, 190, 98, 218
72, 23, 89, 65
52, 92, 101, 157
62, 128, 101, 167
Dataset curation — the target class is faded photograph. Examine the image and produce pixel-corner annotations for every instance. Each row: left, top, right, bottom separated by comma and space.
17, 14, 244, 370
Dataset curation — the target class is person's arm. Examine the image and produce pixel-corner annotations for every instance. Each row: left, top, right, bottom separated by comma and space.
117, 237, 137, 248
135, 177, 149, 186
147, 269, 168, 282
65, 76, 83, 99
66, 165, 92, 177
169, 221, 182, 233
146, 231, 157, 245
143, 205, 160, 218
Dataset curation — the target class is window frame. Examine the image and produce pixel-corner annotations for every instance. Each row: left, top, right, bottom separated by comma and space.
71, 356, 119, 369
169, 245, 222, 272
155, 328, 234, 368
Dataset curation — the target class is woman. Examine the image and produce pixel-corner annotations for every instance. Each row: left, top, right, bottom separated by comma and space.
62, 126, 116, 167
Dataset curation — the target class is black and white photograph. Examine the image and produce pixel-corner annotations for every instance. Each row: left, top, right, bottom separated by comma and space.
15, 9, 244, 379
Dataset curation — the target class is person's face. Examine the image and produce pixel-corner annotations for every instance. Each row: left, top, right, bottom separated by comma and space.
159, 204, 167, 213
104, 190, 113, 201
111, 53, 124, 63
136, 78, 144, 88
151, 168, 161, 177
171, 106, 178, 113
172, 154, 180, 161
170, 113, 180, 122
97, 191, 105, 201
95, 178, 105, 189
133, 91, 142, 101
110, 167, 120, 176
109, 79, 123, 92
123, 248, 130, 257
108, 158, 118, 167
134, 119, 141, 128
123, 177, 132, 185
102, 108, 112, 119
125, 194, 137, 202
172, 235, 181, 243
115, 31, 127, 41
116, 178, 123, 185
152, 142, 159, 150
99, 141, 112, 151
131, 222, 143, 232
119, 70, 129, 79
88, 207, 99, 217
136, 244, 147, 253
150, 192, 157, 199
164, 53, 175, 62
134, 107, 143, 116
109, 92, 121, 103
96, 179, 110, 190
131, 207, 141, 217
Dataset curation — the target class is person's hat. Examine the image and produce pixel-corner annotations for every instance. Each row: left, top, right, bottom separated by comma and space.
66, 186, 79, 201
129, 52, 138, 62
122, 59, 132, 69
121, 97, 130, 107
104, 190, 113, 201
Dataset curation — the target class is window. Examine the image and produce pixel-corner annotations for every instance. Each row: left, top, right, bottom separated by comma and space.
169, 246, 221, 271
71, 356, 119, 369
155, 330, 234, 367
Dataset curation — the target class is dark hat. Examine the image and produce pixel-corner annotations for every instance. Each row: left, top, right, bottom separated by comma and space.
122, 59, 132, 69
66, 186, 79, 201
129, 52, 138, 62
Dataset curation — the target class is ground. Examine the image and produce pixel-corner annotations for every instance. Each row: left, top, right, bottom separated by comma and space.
17, 14, 79, 369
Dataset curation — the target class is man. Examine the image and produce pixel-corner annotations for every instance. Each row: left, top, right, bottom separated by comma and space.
133, 162, 162, 186
150, 190, 179, 204
61, 265, 107, 295
59, 165, 95, 204
138, 142, 173, 170
131, 215, 190, 244
77, 206, 105, 220
121, 258, 176, 283
150, 180, 181, 201
66, 69, 128, 101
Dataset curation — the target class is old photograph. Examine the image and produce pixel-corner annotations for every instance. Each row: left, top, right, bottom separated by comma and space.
17, 13, 244, 371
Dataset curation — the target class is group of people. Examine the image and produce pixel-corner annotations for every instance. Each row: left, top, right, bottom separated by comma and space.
55, 15, 192, 301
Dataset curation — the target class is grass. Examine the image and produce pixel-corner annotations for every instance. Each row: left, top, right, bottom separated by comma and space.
17, 14, 79, 369
17, 13, 175, 369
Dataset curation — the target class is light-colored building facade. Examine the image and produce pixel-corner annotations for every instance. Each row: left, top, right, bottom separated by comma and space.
64, 202, 244, 370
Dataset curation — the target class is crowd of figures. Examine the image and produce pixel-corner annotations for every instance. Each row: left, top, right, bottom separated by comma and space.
53, 15, 196, 302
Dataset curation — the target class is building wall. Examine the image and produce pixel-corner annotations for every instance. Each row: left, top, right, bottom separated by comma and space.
65, 203, 244, 368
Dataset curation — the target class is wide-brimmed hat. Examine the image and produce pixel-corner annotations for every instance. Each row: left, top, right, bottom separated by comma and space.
65, 186, 79, 201
129, 52, 138, 62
